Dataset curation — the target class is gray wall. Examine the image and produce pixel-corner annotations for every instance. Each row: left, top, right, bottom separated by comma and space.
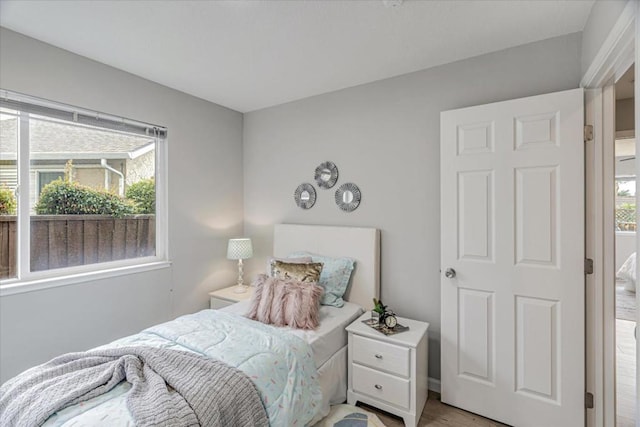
581, 0, 629, 77
616, 98, 635, 131
243, 33, 582, 380
0, 28, 244, 382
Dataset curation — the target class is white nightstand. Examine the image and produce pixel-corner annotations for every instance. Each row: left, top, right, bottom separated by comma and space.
346, 312, 429, 427
208, 285, 254, 309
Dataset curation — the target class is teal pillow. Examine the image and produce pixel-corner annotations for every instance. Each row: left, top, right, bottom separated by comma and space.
289, 252, 356, 307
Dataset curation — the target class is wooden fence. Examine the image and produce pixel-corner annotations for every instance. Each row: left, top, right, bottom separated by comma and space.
0, 215, 155, 279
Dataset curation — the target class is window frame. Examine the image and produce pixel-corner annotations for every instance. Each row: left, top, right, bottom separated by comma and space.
0, 91, 170, 295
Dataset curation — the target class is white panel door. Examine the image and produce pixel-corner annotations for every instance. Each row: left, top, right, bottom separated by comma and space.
440, 88, 584, 427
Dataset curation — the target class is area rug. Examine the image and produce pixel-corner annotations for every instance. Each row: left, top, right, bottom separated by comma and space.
616, 282, 637, 322
314, 404, 387, 427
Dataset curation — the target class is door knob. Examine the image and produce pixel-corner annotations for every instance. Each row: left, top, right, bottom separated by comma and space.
445, 268, 456, 279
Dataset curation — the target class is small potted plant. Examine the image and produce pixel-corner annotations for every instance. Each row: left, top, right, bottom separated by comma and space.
372, 298, 387, 325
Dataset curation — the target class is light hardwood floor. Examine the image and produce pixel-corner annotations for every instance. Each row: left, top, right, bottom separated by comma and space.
616, 318, 637, 427
358, 391, 509, 427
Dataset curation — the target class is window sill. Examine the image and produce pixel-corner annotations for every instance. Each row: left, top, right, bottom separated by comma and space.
0, 260, 172, 297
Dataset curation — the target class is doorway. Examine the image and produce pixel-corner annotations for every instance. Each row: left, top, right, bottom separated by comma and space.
613, 64, 636, 427
582, 4, 638, 426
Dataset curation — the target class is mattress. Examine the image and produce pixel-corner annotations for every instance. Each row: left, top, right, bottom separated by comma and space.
222, 300, 364, 367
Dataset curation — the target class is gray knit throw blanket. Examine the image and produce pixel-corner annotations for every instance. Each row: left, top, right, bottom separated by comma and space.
0, 346, 269, 427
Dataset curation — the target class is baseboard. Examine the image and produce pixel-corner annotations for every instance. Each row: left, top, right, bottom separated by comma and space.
428, 377, 441, 393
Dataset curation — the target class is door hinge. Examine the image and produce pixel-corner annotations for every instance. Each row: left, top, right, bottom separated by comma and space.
585, 258, 594, 275
585, 392, 594, 409
584, 125, 593, 142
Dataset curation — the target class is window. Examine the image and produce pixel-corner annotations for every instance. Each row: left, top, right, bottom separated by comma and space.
615, 176, 636, 231
0, 91, 167, 286
615, 135, 635, 232
37, 171, 65, 198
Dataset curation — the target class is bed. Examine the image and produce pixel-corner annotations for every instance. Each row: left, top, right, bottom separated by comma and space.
617, 251, 636, 293
2, 224, 380, 426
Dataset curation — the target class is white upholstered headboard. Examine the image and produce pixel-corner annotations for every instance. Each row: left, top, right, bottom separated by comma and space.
273, 224, 380, 309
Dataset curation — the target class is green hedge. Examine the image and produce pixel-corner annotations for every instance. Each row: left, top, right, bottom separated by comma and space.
126, 178, 155, 214
0, 186, 16, 215
35, 180, 134, 217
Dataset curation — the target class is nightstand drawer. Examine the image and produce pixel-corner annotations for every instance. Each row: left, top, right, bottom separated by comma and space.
352, 334, 410, 377
352, 364, 410, 409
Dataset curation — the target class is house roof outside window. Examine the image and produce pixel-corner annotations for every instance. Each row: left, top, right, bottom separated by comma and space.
0, 116, 155, 161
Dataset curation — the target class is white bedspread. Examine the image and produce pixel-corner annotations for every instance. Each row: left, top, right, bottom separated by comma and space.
222, 300, 364, 367
617, 252, 636, 292
40, 310, 321, 426
30, 300, 362, 426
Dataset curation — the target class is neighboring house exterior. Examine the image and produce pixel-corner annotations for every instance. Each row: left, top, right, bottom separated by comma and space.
0, 116, 155, 207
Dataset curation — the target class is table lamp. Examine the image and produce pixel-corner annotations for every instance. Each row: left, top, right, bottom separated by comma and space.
227, 238, 253, 293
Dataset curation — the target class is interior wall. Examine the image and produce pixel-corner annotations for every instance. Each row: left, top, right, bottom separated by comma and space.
243, 33, 582, 380
0, 28, 244, 382
616, 98, 635, 131
581, 0, 630, 78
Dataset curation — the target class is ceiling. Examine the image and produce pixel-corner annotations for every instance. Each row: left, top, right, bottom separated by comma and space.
0, 0, 595, 113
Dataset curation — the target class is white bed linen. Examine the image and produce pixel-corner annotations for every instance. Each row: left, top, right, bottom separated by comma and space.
617, 251, 636, 292
222, 300, 362, 423
221, 300, 364, 367
312, 345, 348, 424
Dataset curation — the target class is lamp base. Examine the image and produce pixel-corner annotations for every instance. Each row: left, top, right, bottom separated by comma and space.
233, 259, 247, 294
233, 284, 248, 294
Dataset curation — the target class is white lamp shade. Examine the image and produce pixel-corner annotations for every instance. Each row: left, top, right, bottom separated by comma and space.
227, 238, 253, 260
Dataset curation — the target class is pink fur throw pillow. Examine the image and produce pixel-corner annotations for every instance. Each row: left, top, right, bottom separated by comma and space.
247, 274, 323, 330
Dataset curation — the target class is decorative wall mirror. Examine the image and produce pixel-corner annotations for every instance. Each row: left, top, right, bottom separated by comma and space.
314, 161, 339, 189
294, 183, 317, 209
335, 183, 361, 212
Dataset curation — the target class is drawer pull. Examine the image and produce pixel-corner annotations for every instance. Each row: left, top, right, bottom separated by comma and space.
374, 354, 383, 359
374, 384, 383, 390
